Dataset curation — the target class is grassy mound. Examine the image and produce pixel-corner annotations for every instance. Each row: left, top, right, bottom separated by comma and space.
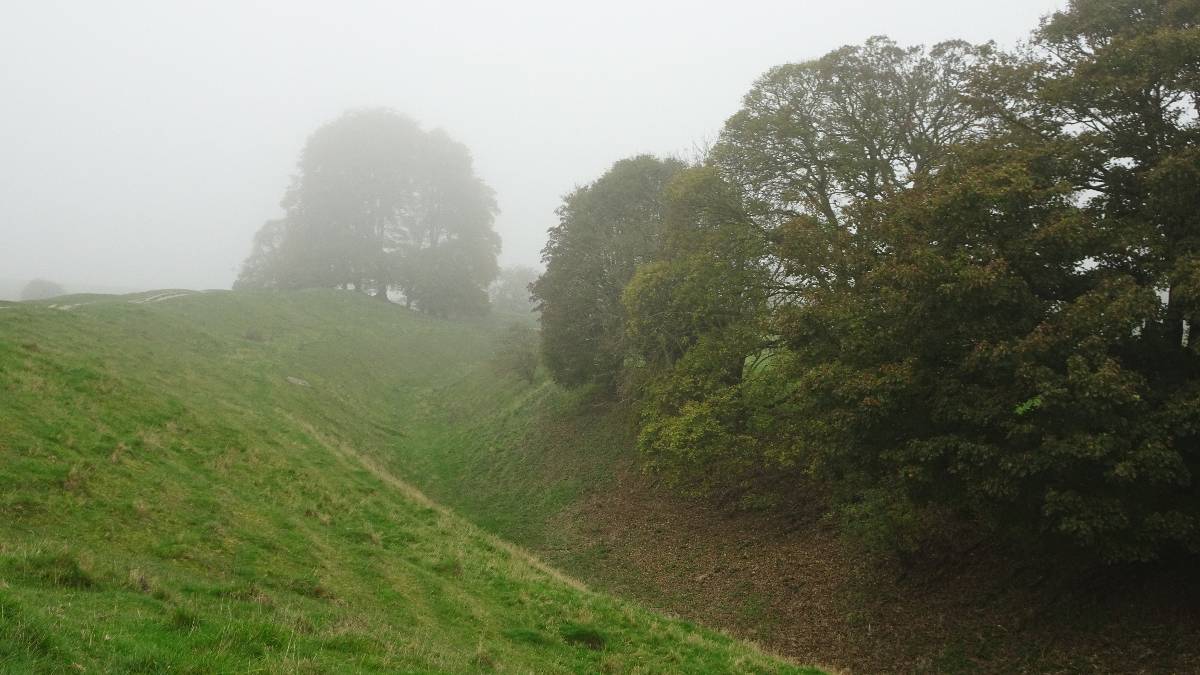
0, 289, 811, 673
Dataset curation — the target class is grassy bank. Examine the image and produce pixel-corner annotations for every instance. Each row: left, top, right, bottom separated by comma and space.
0, 290, 810, 673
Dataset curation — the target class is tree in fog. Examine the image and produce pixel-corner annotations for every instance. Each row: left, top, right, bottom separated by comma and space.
20, 278, 66, 301
232, 219, 287, 291
489, 266, 539, 314
236, 109, 500, 315
531, 155, 686, 388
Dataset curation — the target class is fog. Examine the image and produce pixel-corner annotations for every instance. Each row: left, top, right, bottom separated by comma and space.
0, 0, 1062, 297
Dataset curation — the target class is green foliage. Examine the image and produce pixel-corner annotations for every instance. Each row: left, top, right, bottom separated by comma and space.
622, 167, 778, 491
235, 109, 500, 316
531, 155, 685, 388
714, 36, 992, 232
628, 37, 998, 498
620, 6, 1200, 563
781, 136, 1200, 561
624, 167, 769, 371
835, 487, 952, 559
402, 237, 496, 317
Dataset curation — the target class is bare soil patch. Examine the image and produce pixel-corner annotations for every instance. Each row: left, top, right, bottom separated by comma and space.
548, 458, 1200, 673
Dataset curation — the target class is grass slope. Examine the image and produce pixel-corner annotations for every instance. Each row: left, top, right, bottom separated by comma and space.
0, 290, 811, 673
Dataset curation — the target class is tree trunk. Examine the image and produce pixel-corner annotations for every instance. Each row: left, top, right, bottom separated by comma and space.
1167, 286, 1185, 348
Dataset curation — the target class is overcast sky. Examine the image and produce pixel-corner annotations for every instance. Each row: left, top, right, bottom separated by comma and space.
0, 0, 1064, 294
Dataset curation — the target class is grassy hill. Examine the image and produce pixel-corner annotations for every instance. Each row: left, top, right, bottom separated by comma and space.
0, 290, 813, 673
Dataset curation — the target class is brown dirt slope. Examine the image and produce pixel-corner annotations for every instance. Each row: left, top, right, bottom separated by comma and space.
541, 457, 1200, 674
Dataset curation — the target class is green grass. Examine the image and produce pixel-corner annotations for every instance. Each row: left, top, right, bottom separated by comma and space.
0, 289, 813, 673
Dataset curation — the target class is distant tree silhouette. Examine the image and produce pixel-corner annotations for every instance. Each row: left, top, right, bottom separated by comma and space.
236, 108, 500, 316
20, 279, 65, 301
489, 266, 539, 314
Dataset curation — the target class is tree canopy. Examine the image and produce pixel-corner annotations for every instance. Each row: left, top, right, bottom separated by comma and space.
534, 0, 1200, 563
236, 109, 500, 315
530, 155, 685, 388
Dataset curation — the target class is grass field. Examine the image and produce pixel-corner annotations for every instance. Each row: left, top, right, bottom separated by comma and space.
0, 289, 813, 673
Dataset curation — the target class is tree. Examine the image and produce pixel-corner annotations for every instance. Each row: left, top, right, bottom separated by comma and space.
489, 266, 539, 315
20, 279, 65, 301
235, 109, 500, 315
530, 155, 686, 389
622, 166, 775, 492
990, 0, 1200, 360
775, 109, 1200, 561
713, 36, 994, 296
231, 219, 286, 291
938, 0, 1200, 559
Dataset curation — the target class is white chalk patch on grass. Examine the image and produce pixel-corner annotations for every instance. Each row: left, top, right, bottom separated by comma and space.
131, 291, 195, 304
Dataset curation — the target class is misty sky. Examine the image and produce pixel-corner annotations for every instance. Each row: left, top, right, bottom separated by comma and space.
1, 0, 1064, 294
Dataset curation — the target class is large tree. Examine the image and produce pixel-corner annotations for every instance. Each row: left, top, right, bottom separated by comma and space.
990, 0, 1200, 359
531, 155, 685, 388
714, 36, 994, 296
235, 109, 500, 315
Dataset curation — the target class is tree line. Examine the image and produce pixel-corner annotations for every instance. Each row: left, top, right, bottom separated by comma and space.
532, 0, 1200, 563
